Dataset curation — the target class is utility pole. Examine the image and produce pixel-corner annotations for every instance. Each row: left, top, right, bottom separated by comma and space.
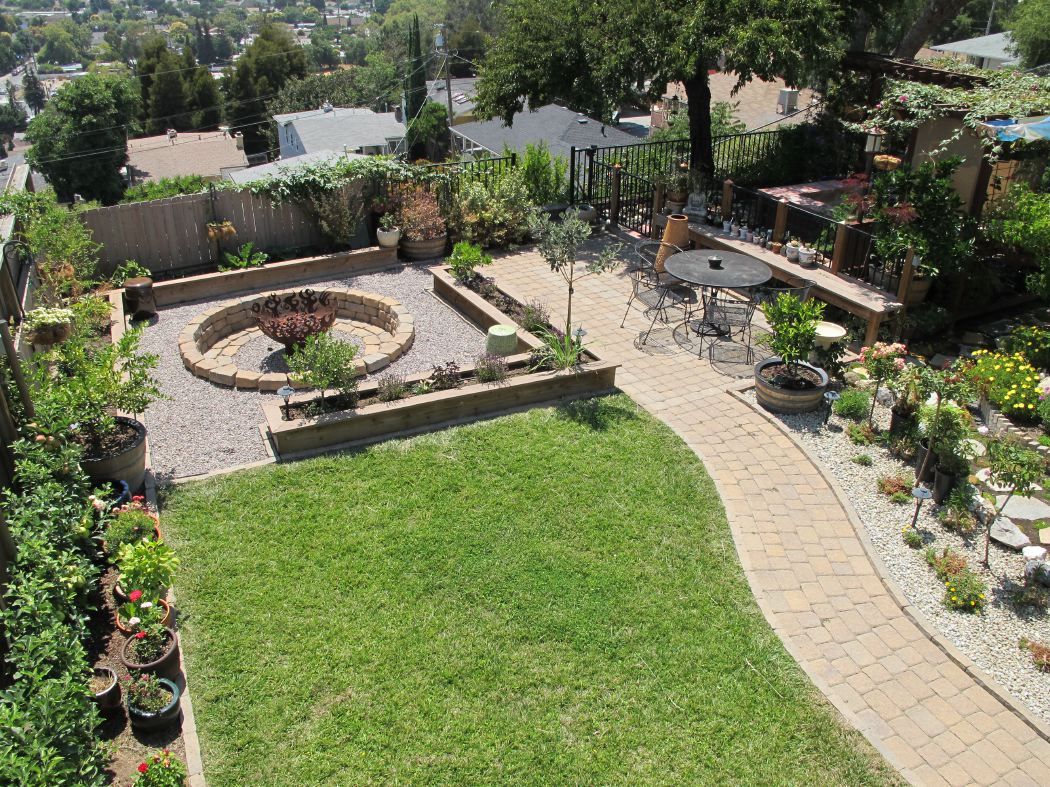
435, 23, 455, 154
984, 0, 997, 36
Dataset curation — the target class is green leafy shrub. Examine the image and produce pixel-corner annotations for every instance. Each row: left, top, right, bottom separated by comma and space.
939, 485, 979, 534
117, 539, 179, 597
447, 169, 532, 249
220, 242, 268, 271
475, 353, 509, 383
942, 569, 986, 613
902, 528, 922, 548
446, 241, 492, 283
889, 491, 911, 504
287, 333, 360, 410
70, 295, 113, 340
110, 259, 152, 287
104, 505, 158, 561
984, 184, 1050, 299
121, 174, 206, 204
847, 422, 877, 445
833, 389, 870, 421
758, 293, 825, 380
852, 453, 873, 466
514, 141, 568, 205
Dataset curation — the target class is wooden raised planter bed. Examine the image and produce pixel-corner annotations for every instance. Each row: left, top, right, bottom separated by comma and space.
263, 267, 618, 457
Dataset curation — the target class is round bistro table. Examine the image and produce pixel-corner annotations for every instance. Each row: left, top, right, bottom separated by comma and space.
663, 250, 772, 337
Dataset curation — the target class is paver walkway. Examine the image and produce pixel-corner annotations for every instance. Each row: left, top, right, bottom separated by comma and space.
486, 238, 1050, 786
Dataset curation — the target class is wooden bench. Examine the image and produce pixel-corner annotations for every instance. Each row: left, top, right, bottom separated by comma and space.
687, 223, 902, 345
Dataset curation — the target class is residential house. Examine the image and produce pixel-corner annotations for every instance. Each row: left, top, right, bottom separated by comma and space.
423, 77, 478, 125
125, 131, 249, 185
450, 103, 637, 157
273, 106, 406, 159
930, 32, 1019, 70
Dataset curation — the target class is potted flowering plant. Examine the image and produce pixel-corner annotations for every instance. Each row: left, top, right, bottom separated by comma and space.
115, 538, 178, 601
858, 342, 907, 427
376, 212, 401, 248
397, 188, 447, 260
785, 238, 801, 263
23, 306, 76, 346
119, 612, 180, 676
103, 496, 162, 560
116, 588, 173, 634
125, 673, 181, 731
134, 750, 187, 786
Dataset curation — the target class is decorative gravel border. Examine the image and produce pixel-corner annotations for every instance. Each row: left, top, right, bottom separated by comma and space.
731, 385, 1050, 742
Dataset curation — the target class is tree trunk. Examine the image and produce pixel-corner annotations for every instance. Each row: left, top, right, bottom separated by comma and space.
893, 0, 972, 58
850, 10, 872, 51
683, 63, 714, 181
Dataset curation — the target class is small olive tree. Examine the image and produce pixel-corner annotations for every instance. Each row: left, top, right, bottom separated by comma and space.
914, 364, 975, 483
286, 332, 359, 410
759, 293, 825, 381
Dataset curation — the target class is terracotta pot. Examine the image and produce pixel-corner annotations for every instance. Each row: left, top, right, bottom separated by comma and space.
79, 416, 148, 493
655, 214, 689, 273
115, 598, 173, 634
92, 666, 121, 710
754, 358, 829, 414
904, 277, 931, 306
120, 627, 180, 678
400, 235, 448, 261
127, 677, 182, 732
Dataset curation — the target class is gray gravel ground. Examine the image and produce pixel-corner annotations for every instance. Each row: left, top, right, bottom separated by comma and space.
137, 265, 486, 480
743, 391, 1050, 725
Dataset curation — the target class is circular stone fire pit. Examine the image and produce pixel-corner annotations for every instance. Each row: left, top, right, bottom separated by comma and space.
178, 287, 414, 391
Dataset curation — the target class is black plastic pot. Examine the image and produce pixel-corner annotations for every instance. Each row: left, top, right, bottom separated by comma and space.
888, 407, 915, 438
915, 439, 938, 482
127, 678, 181, 732
932, 466, 956, 504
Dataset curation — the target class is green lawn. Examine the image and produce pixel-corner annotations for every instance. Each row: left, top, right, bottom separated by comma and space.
163, 395, 897, 785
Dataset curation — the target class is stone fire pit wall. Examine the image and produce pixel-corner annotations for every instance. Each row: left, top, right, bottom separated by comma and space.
179, 287, 414, 390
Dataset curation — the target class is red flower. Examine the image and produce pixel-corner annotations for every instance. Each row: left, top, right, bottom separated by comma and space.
129, 589, 143, 602
133, 495, 145, 502
138, 762, 149, 773
135, 631, 146, 639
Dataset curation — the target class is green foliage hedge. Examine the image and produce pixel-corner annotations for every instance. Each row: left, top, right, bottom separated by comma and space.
0, 439, 105, 786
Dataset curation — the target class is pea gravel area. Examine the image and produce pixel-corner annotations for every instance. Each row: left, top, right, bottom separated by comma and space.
743, 390, 1050, 726
138, 265, 486, 481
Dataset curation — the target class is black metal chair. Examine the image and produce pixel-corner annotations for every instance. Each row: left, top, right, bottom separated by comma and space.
622, 243, 699, 344
715, 279, 816, 363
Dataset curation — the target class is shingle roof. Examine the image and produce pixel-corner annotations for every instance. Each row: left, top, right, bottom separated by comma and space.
931, 32, 1019, 64
225, 150, 366, 185
451, 104, 638, 157
272, 107, 406, 154
126, 131, 248, 183
424, 77, 477, 116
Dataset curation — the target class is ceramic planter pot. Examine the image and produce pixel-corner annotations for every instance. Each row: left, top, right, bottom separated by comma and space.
376, 228, 401, 248
80, 416, 148, 493
120, 627, 180, 678
722, 220, 732, 233
798, 247, 817, 267
400, 235, 448, 261
754, 357, 829, 413
115, 598, 173, 634
92, 666, 121, 711
127, 677, 181, 732
785, 245, 800, 262
574, 204, 598, 223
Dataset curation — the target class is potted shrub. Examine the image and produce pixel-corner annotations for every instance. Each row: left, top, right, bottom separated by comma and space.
376, 212, 401, 248
91, 666, 121, 710
103, 497, 162, 559
887, 362, 924, 437
858, 342, 907, 428
755, 293, 829, 413
23, 306, 75, 346
29, 328, 161, 491
664, 163, 690, 209
125, 673, 182, 731
919, 403, 974, 503
785, 238, 801, 263
398, 188, 447, 260
914, 365, 975, 483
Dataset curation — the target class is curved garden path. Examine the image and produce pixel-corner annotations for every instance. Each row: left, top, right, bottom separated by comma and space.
485, 238, 1050, 786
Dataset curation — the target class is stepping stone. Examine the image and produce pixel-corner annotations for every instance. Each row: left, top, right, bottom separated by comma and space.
996, 494, 1050, 520
930, 354, 956, 369
978, 468, 1042, 494
1041, 528, 1050, 546
1023, 546, 1047, 561
990, 517, 1031, 550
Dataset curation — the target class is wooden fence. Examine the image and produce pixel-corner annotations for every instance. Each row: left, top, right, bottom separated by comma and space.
80, 188, 327, 276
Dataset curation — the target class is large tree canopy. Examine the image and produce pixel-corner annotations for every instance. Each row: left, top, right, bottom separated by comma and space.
1009, 0, 1050, 68
474, 0, 855, 177
26, 72, 140, 204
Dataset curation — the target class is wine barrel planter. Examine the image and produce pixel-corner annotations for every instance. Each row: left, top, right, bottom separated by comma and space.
80, 416, 148, 492
91, 667, 121, 711
400, 235, 448, 261
127, 678, 182, 732
120, 627, 181, 678
754, 358, 829, 414
115, 598, 173, 634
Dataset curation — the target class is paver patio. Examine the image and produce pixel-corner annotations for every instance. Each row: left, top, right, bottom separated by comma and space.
485, 237, 1050, 786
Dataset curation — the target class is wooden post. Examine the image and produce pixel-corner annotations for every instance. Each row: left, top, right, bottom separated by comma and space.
773, 198, 788, 243
650, 182, 665, 239
609, 164, 622, 228
896, 247, 915, 304
830, 221, 849, 275
722, 179, 734, 220
0, 321, 32, 418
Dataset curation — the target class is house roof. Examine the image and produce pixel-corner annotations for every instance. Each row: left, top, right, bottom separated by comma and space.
126, 131, 248, 183
225, 149, 365, 185
424, 77, 477, 116
931, 32, 1018, 64
272, 107, 406, 154
451, 104, 637, 156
